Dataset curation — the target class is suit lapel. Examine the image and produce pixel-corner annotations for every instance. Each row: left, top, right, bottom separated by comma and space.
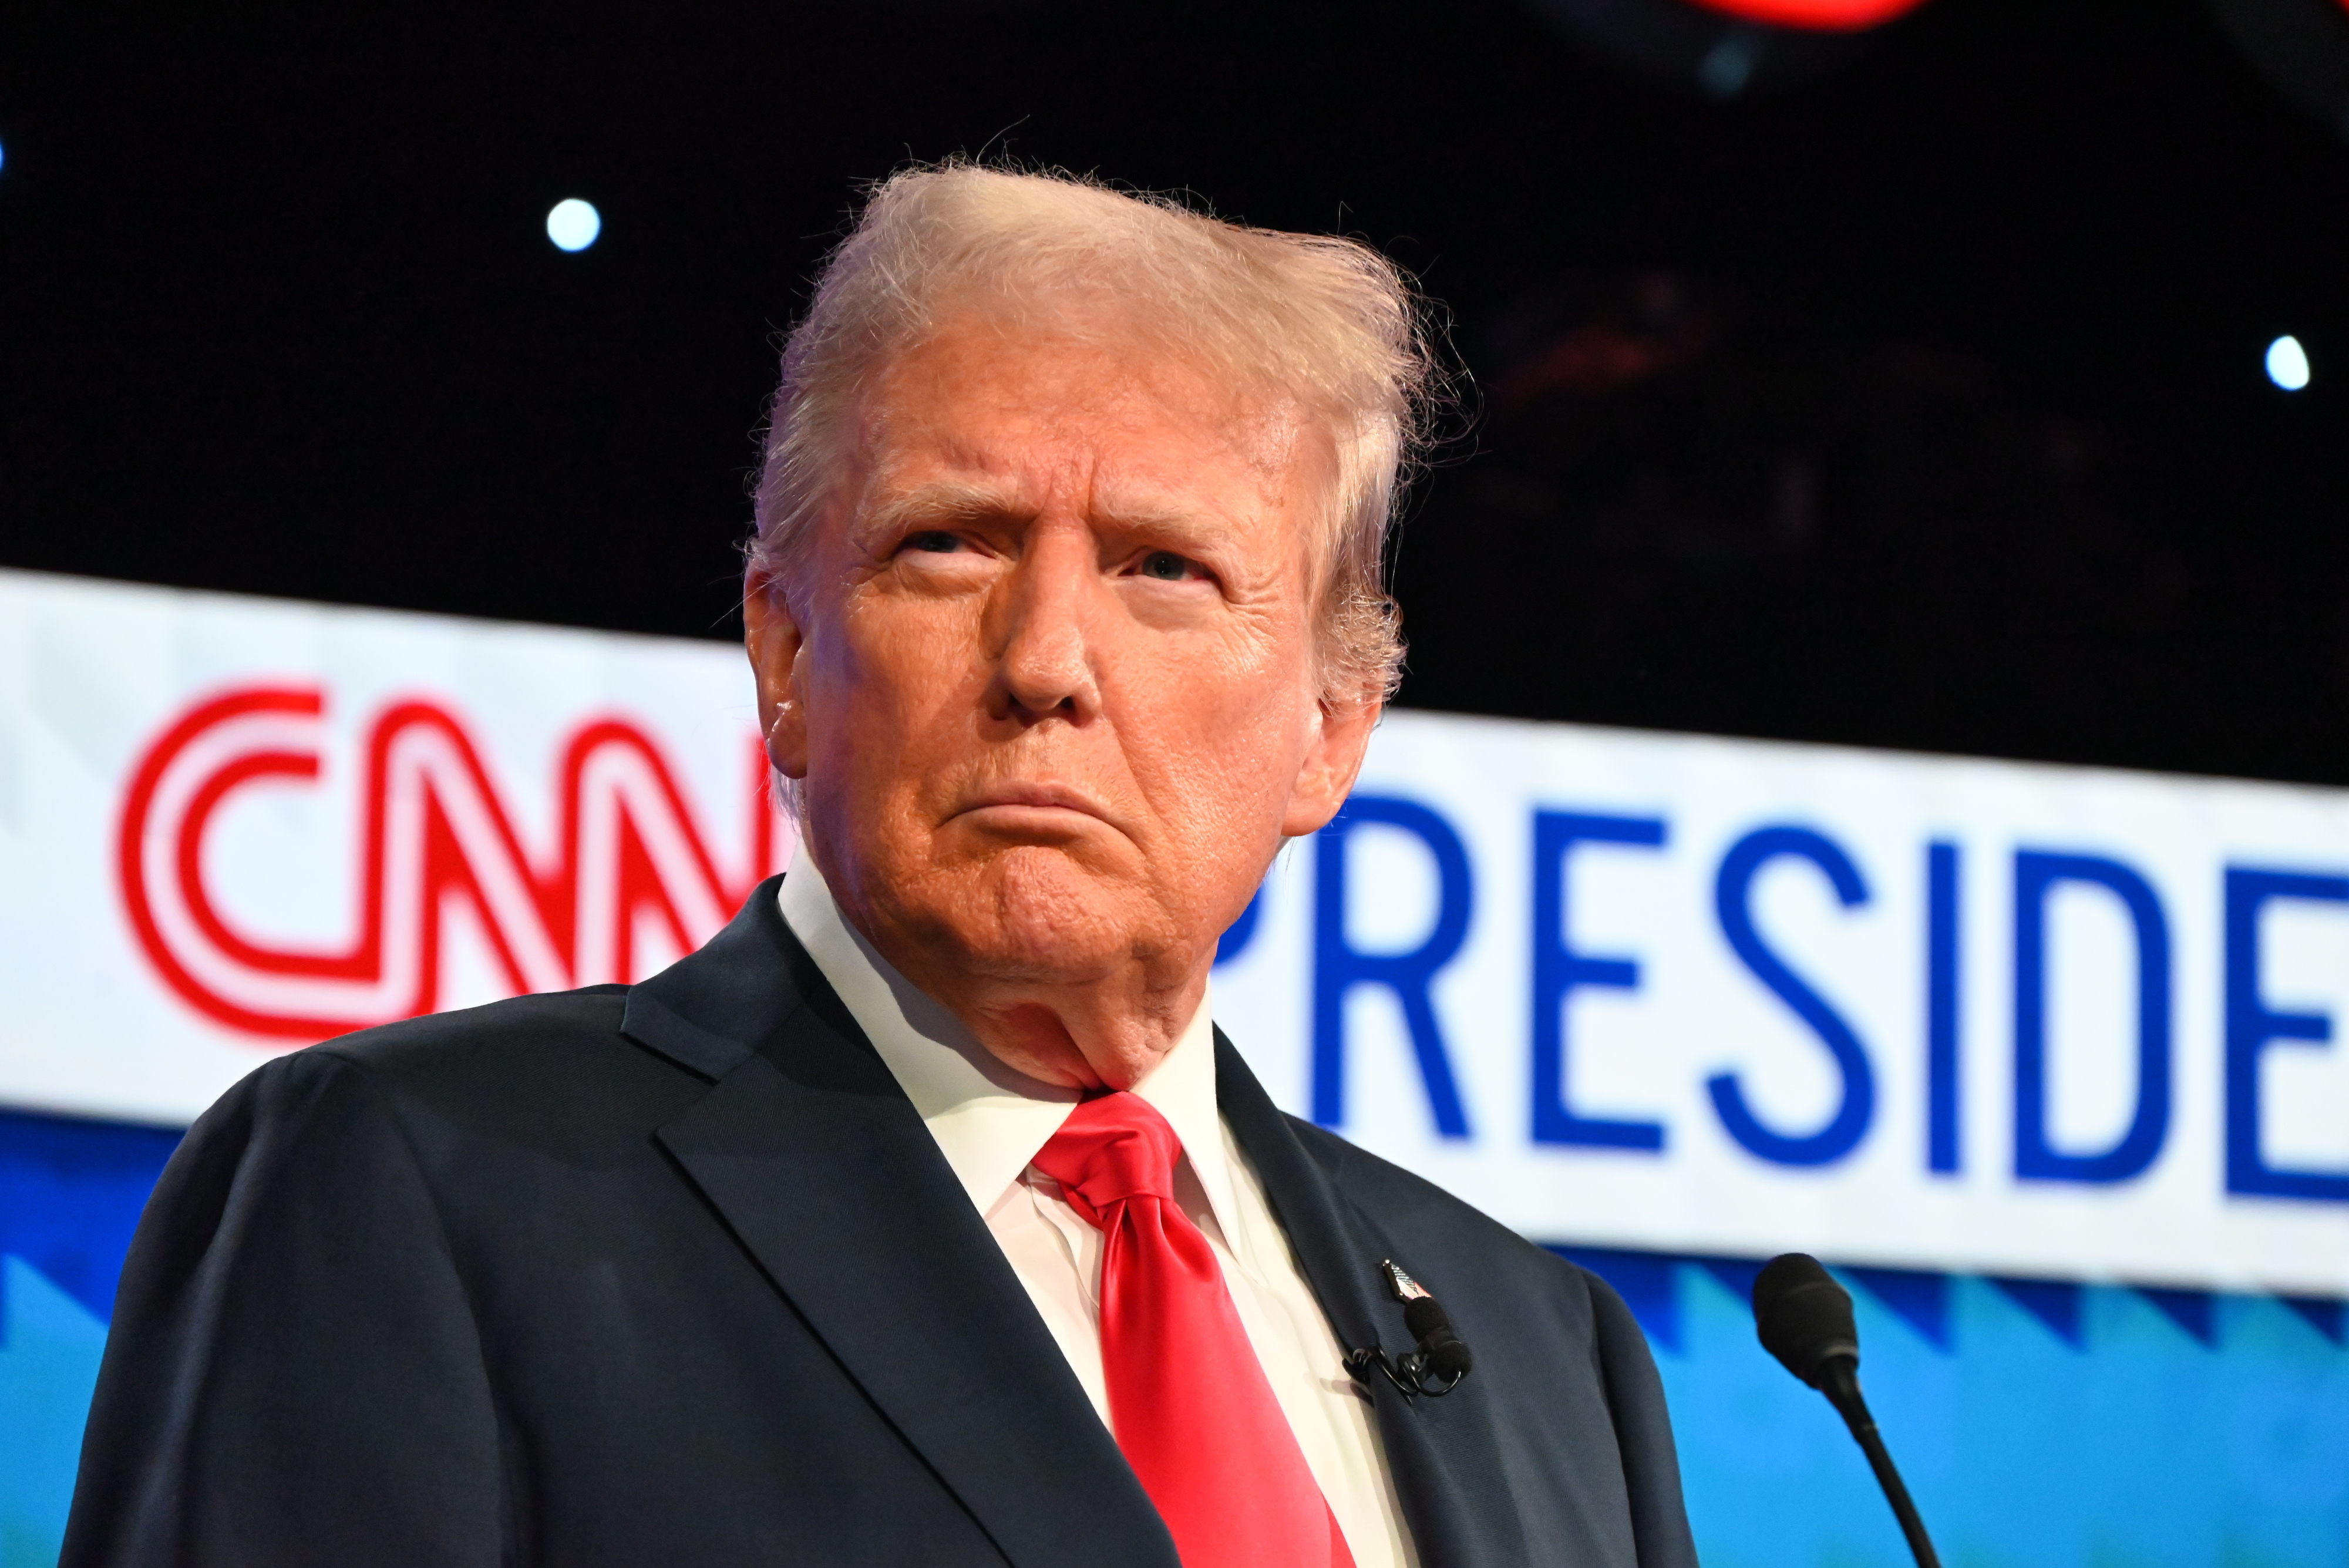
1215, 1032, 1533, 1568
625, 881, 1176, 1568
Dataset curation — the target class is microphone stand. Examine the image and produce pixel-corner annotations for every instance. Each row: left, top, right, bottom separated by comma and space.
1818, 1358, 1941, 1568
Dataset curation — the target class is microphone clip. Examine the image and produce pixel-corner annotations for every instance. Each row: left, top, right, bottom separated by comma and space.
1345, 1261, 1475, 1399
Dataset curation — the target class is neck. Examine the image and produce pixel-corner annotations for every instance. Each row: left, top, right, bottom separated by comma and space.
875, 943, 1210, 1093
968, 968, 1209, 1092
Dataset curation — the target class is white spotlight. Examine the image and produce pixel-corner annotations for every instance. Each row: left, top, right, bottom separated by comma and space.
2266, 334, 2310, 392
546, 198, 602, 253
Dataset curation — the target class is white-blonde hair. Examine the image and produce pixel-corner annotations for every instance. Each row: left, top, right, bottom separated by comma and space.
745, 163, 1440, 704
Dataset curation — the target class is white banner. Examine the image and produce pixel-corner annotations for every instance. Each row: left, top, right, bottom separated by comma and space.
3, 568, 2345, 1293
1217, 714, 2349, 1294
0, 570, 789, 1125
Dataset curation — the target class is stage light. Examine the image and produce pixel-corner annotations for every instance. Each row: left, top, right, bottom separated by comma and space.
2266, 335, 2311, 391
1686, 0, 1930, 27
1520, 0, 1889, 97
0, 137, 8, 175
546, 198, 601, 253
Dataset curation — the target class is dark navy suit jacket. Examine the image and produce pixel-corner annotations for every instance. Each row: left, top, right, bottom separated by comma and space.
64, 877, 1697, 1568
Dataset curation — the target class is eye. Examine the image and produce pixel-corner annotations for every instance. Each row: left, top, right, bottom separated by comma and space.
1140, 550, 1194, 581
904, 531, 964, 554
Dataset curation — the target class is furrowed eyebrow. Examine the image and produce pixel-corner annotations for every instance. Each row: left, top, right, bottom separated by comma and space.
859, 481, 1035, 540
1094, 500, 1221, 540
857, 480, 1230, 551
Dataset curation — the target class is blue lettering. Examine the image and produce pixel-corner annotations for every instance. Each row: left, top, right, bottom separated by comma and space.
1313, 796, 1473, 1136
1927, 841, 1961, 1175
2013, 850, 2172, 1183
2225, 867, 2349, 1203
1530, 811, 1669, 1150
1709, 826, 1877, 1166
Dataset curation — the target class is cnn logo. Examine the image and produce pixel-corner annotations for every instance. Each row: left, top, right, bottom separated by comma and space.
116, 686, 792, 1041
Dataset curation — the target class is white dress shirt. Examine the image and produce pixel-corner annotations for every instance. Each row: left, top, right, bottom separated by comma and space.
779, 859, 1416, 1568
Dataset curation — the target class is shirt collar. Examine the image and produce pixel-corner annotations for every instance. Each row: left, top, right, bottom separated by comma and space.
777, 855, 1236, 1236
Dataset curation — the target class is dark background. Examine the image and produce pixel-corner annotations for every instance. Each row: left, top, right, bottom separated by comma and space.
4, 0, 2346, 784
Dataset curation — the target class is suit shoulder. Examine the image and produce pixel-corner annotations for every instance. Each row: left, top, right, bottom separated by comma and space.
306, 985, 630, 1079
260, 986, 683, 1135
216, 984, 701, 1173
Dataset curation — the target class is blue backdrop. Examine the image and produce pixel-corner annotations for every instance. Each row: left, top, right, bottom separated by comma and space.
4, 1105, 2344, 1566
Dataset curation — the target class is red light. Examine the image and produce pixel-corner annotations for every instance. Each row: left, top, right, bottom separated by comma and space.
1685, 0, 1934, 30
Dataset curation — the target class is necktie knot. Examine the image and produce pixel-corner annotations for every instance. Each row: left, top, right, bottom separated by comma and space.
1031, 1092, 1182, 1224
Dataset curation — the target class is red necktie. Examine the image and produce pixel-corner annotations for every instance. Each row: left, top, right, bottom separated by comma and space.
1032, 1092, 1357, 1568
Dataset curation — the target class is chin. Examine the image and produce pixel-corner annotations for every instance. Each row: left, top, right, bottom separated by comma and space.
946, 845, 1165, 982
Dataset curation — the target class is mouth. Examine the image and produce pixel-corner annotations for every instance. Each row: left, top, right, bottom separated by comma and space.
945, 782, 1115, 833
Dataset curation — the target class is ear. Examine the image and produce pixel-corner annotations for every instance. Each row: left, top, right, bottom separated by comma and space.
1278, 691, 1380, 839
742, 568, 810, 780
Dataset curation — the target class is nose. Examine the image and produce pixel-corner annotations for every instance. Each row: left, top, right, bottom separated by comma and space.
983, 524, 1099, 725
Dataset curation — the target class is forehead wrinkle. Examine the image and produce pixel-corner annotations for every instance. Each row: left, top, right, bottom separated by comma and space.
873, 422, 1240, 534
856, 341, 1319, 576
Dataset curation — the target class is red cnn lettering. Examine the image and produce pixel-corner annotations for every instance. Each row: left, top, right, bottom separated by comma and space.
117, 685, 789, 1041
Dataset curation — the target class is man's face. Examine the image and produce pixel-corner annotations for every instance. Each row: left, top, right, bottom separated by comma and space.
746, 313, 1377, 1086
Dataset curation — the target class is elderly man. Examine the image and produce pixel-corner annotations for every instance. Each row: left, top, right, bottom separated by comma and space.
65, 168, 1694, 1568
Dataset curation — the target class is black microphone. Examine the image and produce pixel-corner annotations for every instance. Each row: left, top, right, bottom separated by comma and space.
1344, 1261, 1474, 1397
1403, 1293, 1475, 1387
1752, 1254, 1943, 1568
